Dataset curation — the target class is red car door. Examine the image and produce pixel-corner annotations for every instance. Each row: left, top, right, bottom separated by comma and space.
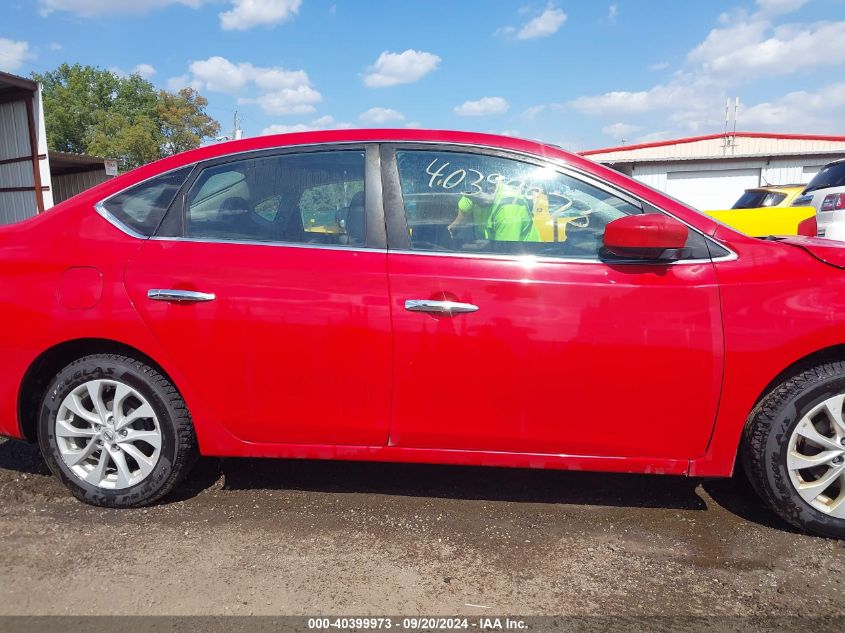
124, 147, 392, 446
382, 146, 724, 459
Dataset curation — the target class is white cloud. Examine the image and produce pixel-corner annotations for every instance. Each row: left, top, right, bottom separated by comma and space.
607, 3, 618, 23
49, 42, 62, 51
454, 96, 509, 116
755, 0, 809, 16
742, 82, 845, 132
261, 115, 353, 135
133, 63, 156, 79
518, 6, 566, 39
181, 56, 322, 115
602, 122, 642, 139
188, 56, 250, 93
521, 105, 546, 119
262, 123, 311, 135
245, 85, 322, 115
0, 38, 32, 73
219, 0, 301, 31
38, 0, 301, 28
359, 107, 405, 123
38, 0, 204, 17
570, 1, 845, 142
689, 19, 845, 78
569, 80, 701, 116
648, 61, 669, 71
166, 74, 202, 91
498, 4, 567, 40
632, 131, 673, 144
363, 49, 441, 88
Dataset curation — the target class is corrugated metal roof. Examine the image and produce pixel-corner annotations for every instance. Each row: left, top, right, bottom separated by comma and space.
581, 132, 845, 163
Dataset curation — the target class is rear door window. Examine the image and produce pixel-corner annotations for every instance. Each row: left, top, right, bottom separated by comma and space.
180, 150, 367, 246
102, 167, 192, 236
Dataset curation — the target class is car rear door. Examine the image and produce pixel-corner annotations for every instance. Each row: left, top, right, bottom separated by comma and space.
381, 144, 725, 460
123, 145, 392, 446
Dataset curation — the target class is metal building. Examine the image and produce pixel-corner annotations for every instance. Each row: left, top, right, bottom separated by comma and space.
0, 71, 52, 224
49, 151, 112, 205
580, 132, 845, 210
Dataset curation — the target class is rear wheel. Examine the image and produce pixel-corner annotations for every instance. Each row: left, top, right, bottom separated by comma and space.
38, 354, 197, 507
743, 361, 845, 539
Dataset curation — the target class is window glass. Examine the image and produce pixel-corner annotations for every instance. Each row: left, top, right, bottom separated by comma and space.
805, 162, 845, 193
732, 190, 787, 209
395, 150, 641, 259
184, 151, 366, 245
102, 167, 191, 236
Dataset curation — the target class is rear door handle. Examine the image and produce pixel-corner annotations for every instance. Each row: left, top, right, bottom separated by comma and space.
147, 289, 216, 303
404, 299, 479, 315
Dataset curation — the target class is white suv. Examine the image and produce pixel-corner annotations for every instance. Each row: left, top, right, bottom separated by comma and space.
793, 159, 845, 237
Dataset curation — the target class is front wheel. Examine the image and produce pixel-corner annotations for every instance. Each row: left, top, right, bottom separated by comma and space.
743, 361, 845, 539
38, 354, 197, 507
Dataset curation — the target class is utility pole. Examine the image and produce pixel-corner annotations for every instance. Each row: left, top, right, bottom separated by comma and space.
232, 110, 243, 140
722, 97, 739, 155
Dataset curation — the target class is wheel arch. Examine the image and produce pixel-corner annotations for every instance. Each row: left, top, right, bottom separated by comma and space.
753, 343, 845, 409
17, 338, 179, 442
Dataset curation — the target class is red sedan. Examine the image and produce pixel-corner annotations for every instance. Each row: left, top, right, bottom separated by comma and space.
2, 129, 845, 538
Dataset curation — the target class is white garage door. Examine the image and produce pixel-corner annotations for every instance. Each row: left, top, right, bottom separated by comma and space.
802, 165, 824, 183
665, 168, 761, 210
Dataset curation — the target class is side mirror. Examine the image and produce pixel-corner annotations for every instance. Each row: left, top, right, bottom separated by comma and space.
602, 213, 690, 261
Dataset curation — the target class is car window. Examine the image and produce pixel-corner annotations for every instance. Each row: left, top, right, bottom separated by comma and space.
394, 150, 641, 259
805, 162, 845, 193
300, 181, 365, 236
732, 190, 786, 209
182, 151, 366, 246
102, 167, 191, 236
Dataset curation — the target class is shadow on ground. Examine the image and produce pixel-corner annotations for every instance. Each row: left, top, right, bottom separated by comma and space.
0, 438, 791, 531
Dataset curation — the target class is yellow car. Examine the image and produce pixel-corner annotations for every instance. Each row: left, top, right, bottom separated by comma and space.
704, 185, 817, 237
731, 184, 805, 209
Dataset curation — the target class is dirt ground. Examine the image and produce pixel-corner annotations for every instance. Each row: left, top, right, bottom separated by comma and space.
0, 436, 843, 617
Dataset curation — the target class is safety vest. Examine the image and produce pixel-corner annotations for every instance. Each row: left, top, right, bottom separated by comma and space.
485, 185, 539, 242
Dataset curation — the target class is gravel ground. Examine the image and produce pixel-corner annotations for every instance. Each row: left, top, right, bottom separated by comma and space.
0, 436, 843, 617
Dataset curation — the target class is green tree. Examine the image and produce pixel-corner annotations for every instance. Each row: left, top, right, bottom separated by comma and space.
33, 64, 221, 170
33, 63, 122, 154
157, 88, 221, 157
86, 111, 162, 170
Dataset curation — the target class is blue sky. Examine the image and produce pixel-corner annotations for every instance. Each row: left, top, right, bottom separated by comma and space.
1, 0, 844, 150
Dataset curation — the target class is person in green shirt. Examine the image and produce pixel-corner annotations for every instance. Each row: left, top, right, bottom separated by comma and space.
447, 181, 540, 243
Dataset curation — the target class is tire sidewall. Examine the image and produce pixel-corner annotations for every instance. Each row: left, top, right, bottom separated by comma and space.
38, 357, 178, 507
762, 372, 845, 539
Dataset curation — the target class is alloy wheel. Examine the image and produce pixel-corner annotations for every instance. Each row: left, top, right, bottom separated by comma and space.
54, 379, 162, 490
786, 393, 845, 517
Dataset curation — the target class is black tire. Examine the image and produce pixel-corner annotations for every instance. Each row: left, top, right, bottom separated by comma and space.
38, 354, 197, 508
742, 361, 845, 539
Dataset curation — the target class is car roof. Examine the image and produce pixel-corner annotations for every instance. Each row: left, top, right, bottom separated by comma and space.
66, 127, 728, 240
156, 128, 580, 173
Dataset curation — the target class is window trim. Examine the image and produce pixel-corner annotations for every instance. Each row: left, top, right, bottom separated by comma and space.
94, 138, 735, 264
94, 164, 197, 239
380, 142, 736, 265
154, 143, 385, 250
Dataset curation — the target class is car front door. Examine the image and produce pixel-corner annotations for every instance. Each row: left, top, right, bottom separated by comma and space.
124, 146, 392, 446
382, 145, 724, 460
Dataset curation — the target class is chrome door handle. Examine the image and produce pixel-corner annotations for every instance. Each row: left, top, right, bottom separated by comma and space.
147, 289, 216, 303
404, 299, 479, 315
